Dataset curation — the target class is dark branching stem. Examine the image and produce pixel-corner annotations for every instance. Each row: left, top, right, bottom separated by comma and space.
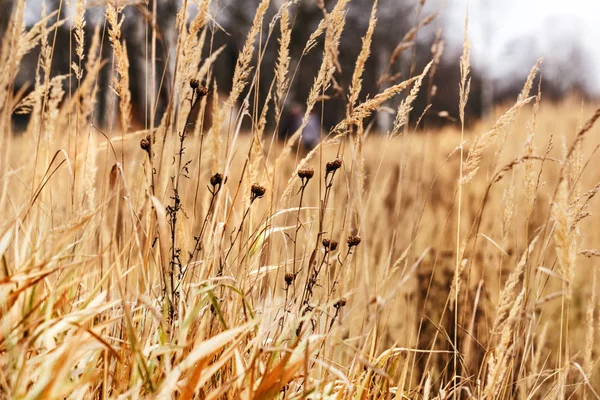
188, 175, 224, 263
295, 161, 341, 336
165, 82, 207, 317
221, 203, 253, 275
220, 184, 266, 276
174, 174, 224, 294
292, 169, 314, 296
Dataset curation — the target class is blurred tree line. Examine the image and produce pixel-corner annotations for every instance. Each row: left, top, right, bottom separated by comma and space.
1, 0, 595, 132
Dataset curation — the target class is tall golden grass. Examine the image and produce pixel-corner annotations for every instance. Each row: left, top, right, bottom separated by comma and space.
1, 1, 600, 399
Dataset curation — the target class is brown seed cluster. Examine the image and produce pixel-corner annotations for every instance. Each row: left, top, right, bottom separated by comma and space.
210, 172, 223, 187
347, 235, 361, 248
326, 158, 342, 173
298, 168, 314, 180
284, 273, 294, 287
196, 85, 209, 98
140, 134, 151, 157
323, 238, 338, 251
251, 183, 266, 201
190, 79, 209, 98
334, 298, 347, 309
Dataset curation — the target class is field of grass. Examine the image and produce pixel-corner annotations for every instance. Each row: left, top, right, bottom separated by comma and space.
1, 0, 600, 399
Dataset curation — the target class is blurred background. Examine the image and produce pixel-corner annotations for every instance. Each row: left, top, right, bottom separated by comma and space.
3, 0, 598, 131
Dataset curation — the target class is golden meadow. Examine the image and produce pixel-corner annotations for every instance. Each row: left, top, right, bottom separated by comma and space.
0, 0, 600, 398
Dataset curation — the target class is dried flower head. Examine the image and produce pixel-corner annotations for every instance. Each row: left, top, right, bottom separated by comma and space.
284, 273, 294, 286
190, 78, 200, 89
196, 85, 209, 98
326, 158, 342, 173
140, 135, 151, 156
210, 172, 223, 187
347, 235, 361, 248
334, 298, 347, 309
298, 168, 315, 180
251, 183, 266, 201
323, 238, 338, 251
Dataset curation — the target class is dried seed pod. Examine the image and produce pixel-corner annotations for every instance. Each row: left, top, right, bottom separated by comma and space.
334, 298, 347, 309
251, 183, 266, 201
140, 135, 151, 156
210, 172, 223, 187
190, 78, 200, 89
298, 168, 315, 180
284, 273, 294, 286
325, 158, 342, 173
347, 235, 361, 248
196, 85, 209, 98
329, 240, 338, 251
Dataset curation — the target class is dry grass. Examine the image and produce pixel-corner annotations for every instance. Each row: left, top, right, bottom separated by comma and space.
1, 1, 600, 399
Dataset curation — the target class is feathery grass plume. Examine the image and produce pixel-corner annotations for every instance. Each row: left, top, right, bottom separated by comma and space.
13, 84, 46, 116
0, 0, 24, 121
72, 0, 86, 80
427, 29, 444, 94
39, 2, 53, 85
227, 0, 270, 106
43, 75, 68, 142
79, 137, 97, 214
179, 0, 210, 89
274, 3, 291, 119
347, 0, 378, 116
378, 13, 437, 87
485, 287, 526, 397
460, 95, 534, 184
340, 74, 421, 132
448, 257, 466, 312
0, 0, 45, 151
277, 0, 349, 160
501, 185, 515, 245
303, 18, 326, 56
197, 44, 224, 84
492, 235, 539, 333
553, 178, 576, 300
520, 58, 542, 101
525, 74, 542, 216
454, 15, 471, 395
585, 268, 596, 377
391, 61, 432, 136
106, 5, 132, 134
78, 25, 101, 123
458, 16, 470, 127
57, 24, 102, 128
210, 81, 222, 173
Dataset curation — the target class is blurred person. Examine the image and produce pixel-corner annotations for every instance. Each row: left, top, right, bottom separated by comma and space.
278, 103, 303, 142
302, 109, 321, 151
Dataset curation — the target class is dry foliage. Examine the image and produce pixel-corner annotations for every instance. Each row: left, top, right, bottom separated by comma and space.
1, 1, 600, 399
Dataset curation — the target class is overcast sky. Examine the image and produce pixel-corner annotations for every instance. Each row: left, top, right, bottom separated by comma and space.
22, 0, 600, 95
436, 0, 600, 95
